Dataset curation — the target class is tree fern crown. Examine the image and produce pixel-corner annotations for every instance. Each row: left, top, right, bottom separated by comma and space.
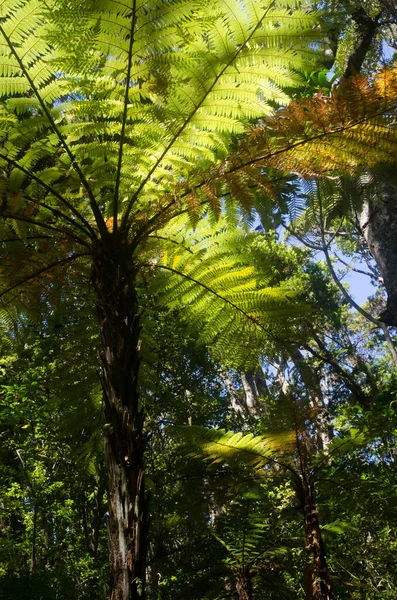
0, 0, 321, 234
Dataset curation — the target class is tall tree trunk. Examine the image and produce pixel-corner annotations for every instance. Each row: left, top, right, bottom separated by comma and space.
222, 367, 268, 418
241, 370, 260, 417
359, 175, 397, 326
344, 7, 381, 78
235, 566, 253, 600
290, 348, 332, 451
222, 371, 245, 416
92, 235, 148, 600
302, 481, 333, 600
253, 366, 269, 399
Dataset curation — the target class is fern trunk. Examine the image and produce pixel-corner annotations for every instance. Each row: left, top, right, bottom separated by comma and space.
92, 236, 148, 600
235, 566, 253, 600
302, 482, 333, 600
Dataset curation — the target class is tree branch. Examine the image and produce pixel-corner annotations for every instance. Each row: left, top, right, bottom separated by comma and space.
306, 337, 368, 407
316, 186, 379, 326
344, 8, 382, 79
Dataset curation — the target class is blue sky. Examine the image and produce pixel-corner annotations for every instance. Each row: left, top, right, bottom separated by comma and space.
342, 268, 376, 305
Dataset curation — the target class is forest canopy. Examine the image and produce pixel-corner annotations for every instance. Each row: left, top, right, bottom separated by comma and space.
0, 1, 396, 599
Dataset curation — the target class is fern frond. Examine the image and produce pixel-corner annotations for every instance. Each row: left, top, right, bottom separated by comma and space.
145, 217, 308, 367
234, 66, 397, 180
174, 425, 296, 470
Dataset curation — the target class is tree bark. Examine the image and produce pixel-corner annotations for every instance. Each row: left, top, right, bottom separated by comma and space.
30, 502, 37, 575
222, 367, 268, 418
92, 235, 148, 600
241, 370, 260, 417
359, 175, 397, 326
235, 566, 253, 600
344, 7, 381, 78
290, 348, 332, 451
338, 1, 397, 327
301, 481, 334, 600
222, 370, 244, 416
253, 366, 269, 399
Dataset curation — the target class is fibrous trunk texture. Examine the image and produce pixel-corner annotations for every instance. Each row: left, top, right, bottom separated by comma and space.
359, 176, 397, 326
235, 566, 253, 600
302, 482, 334, 600
92, 235, 148, 600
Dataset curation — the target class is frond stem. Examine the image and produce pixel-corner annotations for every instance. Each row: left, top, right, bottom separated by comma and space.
147, 235, 194, 254
113, 0, 138, 233
0, 152, 96, 240
0, 235, 51, 243
0, 253, 90, 300
23, 195, 91, 247
146, 263, 267, 332
201, 437, 300, 480
224, 106, 397, 177
134, 173, 297, 241
121, 0, 277, 230
311, 431, 364, 476
0, 211, 90, 245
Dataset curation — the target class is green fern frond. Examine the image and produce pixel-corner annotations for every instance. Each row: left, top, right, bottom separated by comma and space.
0, 0, 321, 233
174, 425, 296, 470
145, 217, 308, 367
0, 0, 390, 246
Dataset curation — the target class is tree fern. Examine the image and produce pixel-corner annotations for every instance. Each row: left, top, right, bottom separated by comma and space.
175, 418, 366, 599
213, 499, 296, 581
0, 0, 322, 240
0, 2, 385, 596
